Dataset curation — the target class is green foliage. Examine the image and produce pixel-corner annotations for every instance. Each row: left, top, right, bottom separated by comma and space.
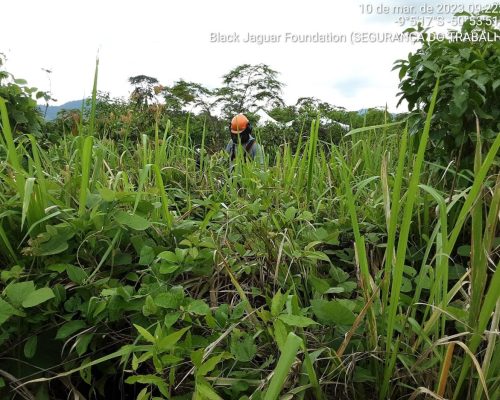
216, 63, 285, 118
311, 299, 356, 325
163, 79, 214, 114
129, 74, 160, 109
0, 57, 498, 400
0, 54, 50, 136
394, 9, 500, 170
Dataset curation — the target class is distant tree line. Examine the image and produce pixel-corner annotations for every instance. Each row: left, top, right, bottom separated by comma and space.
62, 64, 398, 152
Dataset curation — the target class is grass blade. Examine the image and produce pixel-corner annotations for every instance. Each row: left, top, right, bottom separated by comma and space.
381, 78, 440, 399
263, 332, 302, 400
78, 136, 94, 216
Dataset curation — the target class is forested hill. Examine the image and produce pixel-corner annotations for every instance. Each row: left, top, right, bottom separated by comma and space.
38, 100, 87, 120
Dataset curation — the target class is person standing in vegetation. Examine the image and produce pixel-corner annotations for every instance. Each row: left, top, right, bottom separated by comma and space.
226, 113, 264, 170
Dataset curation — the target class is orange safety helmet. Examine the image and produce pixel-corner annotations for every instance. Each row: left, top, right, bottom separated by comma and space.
230, 113, 250, 134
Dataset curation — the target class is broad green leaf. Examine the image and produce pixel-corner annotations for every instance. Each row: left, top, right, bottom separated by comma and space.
273, 319, 288, 352
175, 247, 188, 262
22, 287, 55, 308
215, 304, 229, 327
230, 301, 247, 321
314, 227, 339, 245
459, 48, 471, 60
132, 353, 139, 371
271, 290, 287, 317
403, 265, 417, 277
142, 295, 158, 317
157, 251, 178, 263
401, 277, 412, 293
278, 314, 318, 328
196, 379, 223, 400
139, 246, 155, 266
188, 300, 210, 315
422, 60, 438, 72
158, 262, 179, 274
47, 263, 70, 273
24, 335, 37, 358
191, 348, 204, 368
230, 334, 256, 362
79, 357, 92, 385
415, 270, 432, 290
76, 333, 94, 356
115, 211, 151, 231
336, 281, 357, 293
5, 281, 35, 307
157, 326, 190, 351
66, 265, 88, 285
336, 298, 358, 311
492, 79, 500, 91
56, 320, 87, 340
308, 276, 330, 294
457, 245, 471, 257
284, 206, 297, 221
305, 250, 330, 262
136, 387, 149, 400
197, 353, 228, 377
298, 210, 313, 221
99, 187, 116, 202
134, 324, 156, 344
311, 299, 356, 326
136, 351, 153, 365
329, 266, 349, 283
164, 312, 180, 328
115, 253, 133, 266
36, 235, 68, 256
155, 289, 184, 309
1, 265, 23, 283
449, 264, 467, 280
0, 299, 18, 326
161, 354, 183, 365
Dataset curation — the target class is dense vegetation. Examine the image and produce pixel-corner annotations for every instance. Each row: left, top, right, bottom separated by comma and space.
0, 12, 499, 400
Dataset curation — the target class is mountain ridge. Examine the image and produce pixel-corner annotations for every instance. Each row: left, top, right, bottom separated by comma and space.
38, 100, 88, 121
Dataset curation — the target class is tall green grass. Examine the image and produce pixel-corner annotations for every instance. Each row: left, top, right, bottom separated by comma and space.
1, 79, 499, 399
381, 79, 440, 398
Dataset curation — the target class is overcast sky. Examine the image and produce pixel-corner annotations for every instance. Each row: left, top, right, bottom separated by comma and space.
2, 0, 495, 112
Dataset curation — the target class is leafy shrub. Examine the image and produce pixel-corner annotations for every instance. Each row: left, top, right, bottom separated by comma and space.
394, 9, 500, 171
0, 54, 50, 136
